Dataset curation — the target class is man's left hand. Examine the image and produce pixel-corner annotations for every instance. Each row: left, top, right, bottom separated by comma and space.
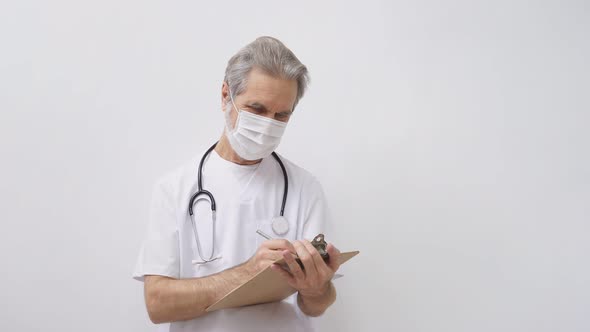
271, 240, 341, 298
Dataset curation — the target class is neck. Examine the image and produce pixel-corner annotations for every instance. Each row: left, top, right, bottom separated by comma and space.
215, 134, 262, 165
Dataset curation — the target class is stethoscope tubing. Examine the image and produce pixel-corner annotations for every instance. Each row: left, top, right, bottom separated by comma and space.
187, 141, 289, 264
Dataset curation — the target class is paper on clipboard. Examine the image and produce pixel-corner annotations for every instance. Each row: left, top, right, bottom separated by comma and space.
206, 251, 359, 312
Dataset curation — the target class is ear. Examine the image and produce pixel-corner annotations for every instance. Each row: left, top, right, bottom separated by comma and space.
221, 81, 230, 112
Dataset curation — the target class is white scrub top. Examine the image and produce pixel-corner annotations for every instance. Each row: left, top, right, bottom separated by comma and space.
133, 147, 333, 332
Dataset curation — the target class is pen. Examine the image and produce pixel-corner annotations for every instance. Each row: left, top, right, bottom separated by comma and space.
256, 229, 273, 240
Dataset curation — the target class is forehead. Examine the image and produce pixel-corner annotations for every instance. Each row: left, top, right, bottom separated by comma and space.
239, 68, 298, 110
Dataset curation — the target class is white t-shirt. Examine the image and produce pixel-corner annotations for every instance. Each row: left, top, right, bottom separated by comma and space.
133, 147, 332, 332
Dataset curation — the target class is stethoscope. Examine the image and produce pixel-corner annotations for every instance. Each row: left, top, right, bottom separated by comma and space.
188, 142, 290, 264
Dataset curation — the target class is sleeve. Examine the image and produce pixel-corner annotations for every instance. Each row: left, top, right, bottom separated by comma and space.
301, 177, 335, 243
132, 179, 180, 281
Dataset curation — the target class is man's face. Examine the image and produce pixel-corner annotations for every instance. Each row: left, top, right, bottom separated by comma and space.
223, 67, 298, 128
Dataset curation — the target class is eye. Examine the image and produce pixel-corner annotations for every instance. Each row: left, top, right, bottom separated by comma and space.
276, 113, 291, 120
248, 106, 264, 114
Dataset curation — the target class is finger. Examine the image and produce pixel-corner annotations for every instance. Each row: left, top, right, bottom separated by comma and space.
262, 239, 295, 253
326, 243, 341, 271
302, 240, 327, 270
270, 264, 296, 287
302, 240, 333, 282
260, 249, 285, 263
283, 250, 305, 280
294, 240, 318, 277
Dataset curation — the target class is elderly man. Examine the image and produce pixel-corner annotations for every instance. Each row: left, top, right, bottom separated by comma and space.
133, 36, 341, 331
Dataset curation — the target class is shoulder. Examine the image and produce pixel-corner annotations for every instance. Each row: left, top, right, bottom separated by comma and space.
152, 155, 201, 205
274, 153, 324, 194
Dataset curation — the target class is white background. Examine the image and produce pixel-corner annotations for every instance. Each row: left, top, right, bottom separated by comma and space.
1, 1, 589, 331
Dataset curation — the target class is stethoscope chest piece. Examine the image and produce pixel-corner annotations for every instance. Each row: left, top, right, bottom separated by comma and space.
271, 216, 290, 236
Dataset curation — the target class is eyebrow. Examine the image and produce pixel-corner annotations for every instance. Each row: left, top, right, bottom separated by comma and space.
248, 102, 293, 115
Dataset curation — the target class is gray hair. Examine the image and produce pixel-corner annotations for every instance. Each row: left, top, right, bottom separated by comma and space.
224, 36, 310, 109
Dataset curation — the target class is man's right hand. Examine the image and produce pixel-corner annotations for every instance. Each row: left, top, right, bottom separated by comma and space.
245, 239, 296, 274
144, 239, 297, 324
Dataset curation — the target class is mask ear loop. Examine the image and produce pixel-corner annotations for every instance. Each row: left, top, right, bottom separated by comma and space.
225, 87, 243, 135
228, 88, 241, 115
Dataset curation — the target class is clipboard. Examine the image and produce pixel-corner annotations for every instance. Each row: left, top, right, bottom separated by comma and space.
206, 250, 359, 312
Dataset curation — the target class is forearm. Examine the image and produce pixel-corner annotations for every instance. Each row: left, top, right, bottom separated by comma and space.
145, 263, 254, 323
297, 281, 336, 317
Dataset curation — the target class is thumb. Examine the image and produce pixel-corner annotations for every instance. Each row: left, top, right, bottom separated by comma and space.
326, 243, 341, 271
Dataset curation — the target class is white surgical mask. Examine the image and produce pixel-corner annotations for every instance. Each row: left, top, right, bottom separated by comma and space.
224, 93, 288, 160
